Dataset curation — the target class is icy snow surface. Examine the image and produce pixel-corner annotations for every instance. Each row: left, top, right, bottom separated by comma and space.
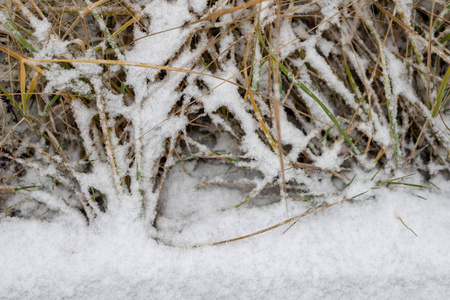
1, 162, 450, 299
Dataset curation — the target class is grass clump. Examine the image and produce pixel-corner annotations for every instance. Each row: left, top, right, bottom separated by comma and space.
0, 0, 449, 242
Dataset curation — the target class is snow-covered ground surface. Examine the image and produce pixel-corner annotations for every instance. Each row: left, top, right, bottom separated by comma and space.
2, 162, 449, 299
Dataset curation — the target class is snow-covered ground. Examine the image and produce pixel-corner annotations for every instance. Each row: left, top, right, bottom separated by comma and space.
2, 162, 449, 299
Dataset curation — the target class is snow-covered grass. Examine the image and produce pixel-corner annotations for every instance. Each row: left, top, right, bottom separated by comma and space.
1, 0, 450, 297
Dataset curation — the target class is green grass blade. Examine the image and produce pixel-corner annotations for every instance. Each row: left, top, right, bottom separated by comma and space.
13, 185, 38, 191
2, 17, 36, 54
8, 19, 35, 37
413, 194, 427, 200
439, 32, 450, 44
343, 54, 363, 101
256, 30, 358, 154
90, 187, 96, 201
346, 174, 357, 187
42, 94, 60, 115
1, 199, 29, 214
432, 66, 450, 117
387, 182, 430, 189
278, 62, 359, 154
200, 56, 210, 72
323, 126, 332, 142
211, 150, 237, 163
0, 86, 24, 114
426, 180, 440, 190
350, 190, 369, 199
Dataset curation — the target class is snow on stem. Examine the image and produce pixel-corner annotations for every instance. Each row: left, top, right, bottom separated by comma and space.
365, 20, 402, 169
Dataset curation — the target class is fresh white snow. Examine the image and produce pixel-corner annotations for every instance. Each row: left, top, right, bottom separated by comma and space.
1, 163, 450, 299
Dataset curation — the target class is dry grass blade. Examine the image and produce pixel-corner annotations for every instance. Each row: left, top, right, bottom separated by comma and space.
372, 2, 450, 64
188, 197, 349, 248
19, 60, 26, 116
200, 0, 269, 23
82, 0, 110, 16
111, 16, 139, 39
0, 118, 26, 148
246, 90, 278, 151
272, 0, 288, 213
23, 58, 244, 88
0, 46, 44, 74
397, 216, 418, 237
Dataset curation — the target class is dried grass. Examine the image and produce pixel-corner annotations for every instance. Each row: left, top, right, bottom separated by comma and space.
0, 0, 449, 243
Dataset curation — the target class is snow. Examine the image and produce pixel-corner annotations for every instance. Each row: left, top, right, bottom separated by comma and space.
311, 140, 344, 171
189, 0, 208, 13
2, 164, 450, 299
